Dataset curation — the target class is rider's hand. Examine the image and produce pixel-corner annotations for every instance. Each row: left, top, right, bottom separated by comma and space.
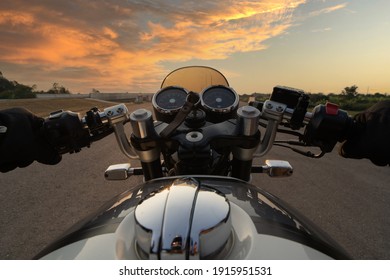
0, 107, 61, 172
339, 101, 390, 166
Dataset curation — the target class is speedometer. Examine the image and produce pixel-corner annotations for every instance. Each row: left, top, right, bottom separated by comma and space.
152, 86, 188, 122
200, 85, 239, 123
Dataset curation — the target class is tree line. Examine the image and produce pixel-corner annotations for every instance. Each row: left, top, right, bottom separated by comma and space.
306, 85, 389, 111
0, 71, 70, 99
241, 85, 390, 112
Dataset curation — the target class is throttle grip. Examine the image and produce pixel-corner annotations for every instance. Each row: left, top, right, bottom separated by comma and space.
303, 103, 353, 153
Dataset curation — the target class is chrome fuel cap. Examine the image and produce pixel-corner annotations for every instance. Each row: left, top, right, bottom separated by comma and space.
134, 178, 231, 260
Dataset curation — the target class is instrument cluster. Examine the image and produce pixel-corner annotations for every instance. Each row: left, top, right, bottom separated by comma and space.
152, 85, 239, 123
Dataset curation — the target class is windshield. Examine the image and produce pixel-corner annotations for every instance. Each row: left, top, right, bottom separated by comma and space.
160, 66, 229, 93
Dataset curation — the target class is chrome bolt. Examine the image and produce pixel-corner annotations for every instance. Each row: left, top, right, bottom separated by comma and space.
133, 109, 148, 119
242, 106, 257, 116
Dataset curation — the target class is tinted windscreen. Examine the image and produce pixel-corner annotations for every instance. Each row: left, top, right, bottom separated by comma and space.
161, 66, 229, 93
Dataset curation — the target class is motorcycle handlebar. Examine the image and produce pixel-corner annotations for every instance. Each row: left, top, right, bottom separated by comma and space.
43, 104, 131, 155
43, 99, 353, 181
252, 99, 353, 154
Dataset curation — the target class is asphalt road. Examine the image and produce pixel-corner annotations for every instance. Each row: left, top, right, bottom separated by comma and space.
0, 122, 389, 259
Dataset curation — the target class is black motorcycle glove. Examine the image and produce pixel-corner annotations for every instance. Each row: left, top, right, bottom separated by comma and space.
339, 101, 390, 166
0, 107, 61, 172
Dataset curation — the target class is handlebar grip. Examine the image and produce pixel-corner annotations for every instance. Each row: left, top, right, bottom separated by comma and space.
43, 110, 91, 154
303, 103, 353, 153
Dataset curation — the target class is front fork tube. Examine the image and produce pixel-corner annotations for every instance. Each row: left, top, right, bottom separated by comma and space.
141, 159, 163, 181
136, 148, 163, 181
130, 109, 163, 181
231, 147, 258, 181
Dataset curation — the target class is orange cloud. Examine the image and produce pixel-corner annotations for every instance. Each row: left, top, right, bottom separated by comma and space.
0, 11, 35, 26
0, 0, 307, 93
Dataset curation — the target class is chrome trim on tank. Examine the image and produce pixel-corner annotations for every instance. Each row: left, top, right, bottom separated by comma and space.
134, 178, 231, 260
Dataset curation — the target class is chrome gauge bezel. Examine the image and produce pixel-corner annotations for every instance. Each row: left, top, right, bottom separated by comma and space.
200, 85, 239, 114
152, 86, 189, 115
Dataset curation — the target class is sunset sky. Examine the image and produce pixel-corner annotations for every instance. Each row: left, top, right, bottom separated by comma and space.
0, 0, 389, 94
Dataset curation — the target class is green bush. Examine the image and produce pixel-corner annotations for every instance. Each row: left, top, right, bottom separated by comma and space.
0, 75, 36, 99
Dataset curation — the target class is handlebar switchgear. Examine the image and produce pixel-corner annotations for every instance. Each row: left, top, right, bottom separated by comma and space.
303, 103, 352, 153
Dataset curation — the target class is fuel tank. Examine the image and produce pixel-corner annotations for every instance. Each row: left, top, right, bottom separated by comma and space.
35, 176, 350, 260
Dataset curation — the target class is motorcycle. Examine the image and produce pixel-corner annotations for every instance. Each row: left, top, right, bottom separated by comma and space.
34, 66, 351, 260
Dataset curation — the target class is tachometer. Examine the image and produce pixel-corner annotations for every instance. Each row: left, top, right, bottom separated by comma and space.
152, 86, 188, 122
200, 85, 239, 123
